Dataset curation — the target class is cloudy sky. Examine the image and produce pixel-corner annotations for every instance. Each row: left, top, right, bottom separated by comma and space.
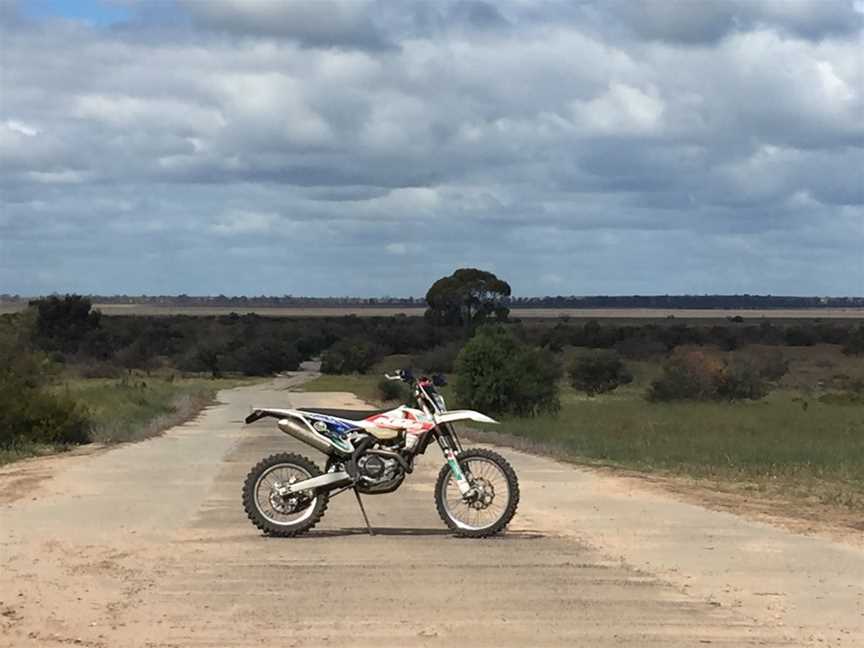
1, 0, 862, 297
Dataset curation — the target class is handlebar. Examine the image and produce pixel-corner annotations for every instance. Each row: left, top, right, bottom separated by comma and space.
384, 368, 414, 383
383, 369, 446, 387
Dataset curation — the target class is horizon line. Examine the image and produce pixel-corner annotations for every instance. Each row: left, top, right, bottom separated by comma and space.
2, 293, 863, 302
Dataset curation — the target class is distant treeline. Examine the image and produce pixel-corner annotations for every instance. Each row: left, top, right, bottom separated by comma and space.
3, 296, 861, 383
511, 295, 864, 309
1, 294, 862, 309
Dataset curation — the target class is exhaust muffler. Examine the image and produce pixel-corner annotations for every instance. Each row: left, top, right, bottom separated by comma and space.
277, 417, 335, 455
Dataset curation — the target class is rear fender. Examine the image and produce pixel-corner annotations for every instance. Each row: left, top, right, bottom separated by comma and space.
245, 407, 304, 424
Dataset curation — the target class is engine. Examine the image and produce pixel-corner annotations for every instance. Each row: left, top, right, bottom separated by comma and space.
357, 454, 400, 483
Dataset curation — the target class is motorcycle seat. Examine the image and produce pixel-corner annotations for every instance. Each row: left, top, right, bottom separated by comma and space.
298, 408, 391, 422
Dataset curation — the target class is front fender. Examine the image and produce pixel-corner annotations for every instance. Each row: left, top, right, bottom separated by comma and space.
434, 410, 498, 426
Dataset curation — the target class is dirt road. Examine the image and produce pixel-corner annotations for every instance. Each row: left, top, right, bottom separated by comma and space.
1, 376, 861, 647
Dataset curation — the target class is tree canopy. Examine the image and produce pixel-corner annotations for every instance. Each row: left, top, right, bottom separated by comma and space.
424, 268, 511, 329
30, 294, 101, 353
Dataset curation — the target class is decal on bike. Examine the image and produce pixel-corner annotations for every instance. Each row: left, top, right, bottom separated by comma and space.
444, 449, 471, 495
447, 456, 463, 480
364, 408, 435, 435
303, 414, 355, 453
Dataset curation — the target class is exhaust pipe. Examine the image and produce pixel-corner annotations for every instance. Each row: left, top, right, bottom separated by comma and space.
283, 471, 352, 494
277, 418, 335, 455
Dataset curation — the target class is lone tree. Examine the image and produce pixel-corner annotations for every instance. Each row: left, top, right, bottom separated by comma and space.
29, 294, 101, 353
425, 268, 511, 330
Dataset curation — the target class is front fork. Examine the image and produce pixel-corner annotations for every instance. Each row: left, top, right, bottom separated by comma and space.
438, 425, 473, 497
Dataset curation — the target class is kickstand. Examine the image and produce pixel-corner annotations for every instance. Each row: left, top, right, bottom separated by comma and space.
353, 488, 374, 536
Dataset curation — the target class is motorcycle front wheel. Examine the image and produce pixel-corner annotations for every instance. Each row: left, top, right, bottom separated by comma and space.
434, 448, 520, 538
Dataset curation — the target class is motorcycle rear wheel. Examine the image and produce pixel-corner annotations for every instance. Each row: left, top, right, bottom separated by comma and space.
434, 448, 520, 538
242, 452, 329, 537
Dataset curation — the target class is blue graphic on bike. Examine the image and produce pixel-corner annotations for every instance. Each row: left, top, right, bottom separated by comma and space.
305, 414, 355, 441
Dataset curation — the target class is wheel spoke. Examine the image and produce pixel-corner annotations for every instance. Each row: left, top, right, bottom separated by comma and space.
254, 463, 318, 526
440, 456, 513, 532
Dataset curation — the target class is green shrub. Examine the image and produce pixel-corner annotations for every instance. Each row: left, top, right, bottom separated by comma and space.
455, 326, 561, 416
749, 348, 789, 382
614, 336, 667, 359
844, 325, 864, 356
0, 321, 92, 449
0, 387, 91, 448
377, 377, 408, 402
224, 340, 301, 376
648, 351, 719, 402
509, 345, 563, 416
542, 323, 572, 352
648, 351, 769, 402
818, 391, 864, 405
177, 343, 224, 377
114, 340, 159, 371
321, 338, 385, 374
568, 351, 633, 396
716, 357, 769, 400
785, 325, 817, 346
413, 341, 463, 373
75, 360, 124, 379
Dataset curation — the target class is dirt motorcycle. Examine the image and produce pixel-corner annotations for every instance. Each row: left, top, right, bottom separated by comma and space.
242, 369, 519, 538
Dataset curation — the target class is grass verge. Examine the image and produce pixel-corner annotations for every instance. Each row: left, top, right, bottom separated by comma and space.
479, 387, 864, 510
56, 375, 256, 444
299, 373, 388, 405
0, 374, 257, 465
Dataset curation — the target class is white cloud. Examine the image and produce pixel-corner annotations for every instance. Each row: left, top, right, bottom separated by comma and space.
25, 170, 87, 184
571, 82, 665, 135
210, 210, 280, 235
74, 94, 226, 134
5, 120, 39, 136
0, 1, 861, 296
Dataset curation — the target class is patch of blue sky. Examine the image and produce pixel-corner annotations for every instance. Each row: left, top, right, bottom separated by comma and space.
21, 0, 133, 26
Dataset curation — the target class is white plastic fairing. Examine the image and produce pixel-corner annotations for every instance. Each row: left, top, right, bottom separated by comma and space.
434, 410, 498, 425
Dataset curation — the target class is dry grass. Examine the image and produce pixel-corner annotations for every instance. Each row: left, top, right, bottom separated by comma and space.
53, 375, 255, 444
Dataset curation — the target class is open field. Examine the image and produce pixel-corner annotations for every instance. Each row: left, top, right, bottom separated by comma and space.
2, 302, 863, 319
1, 377, 861, 646
489, 390, 864, 504
300, 347, 864, 526
303, 373, 864, 512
